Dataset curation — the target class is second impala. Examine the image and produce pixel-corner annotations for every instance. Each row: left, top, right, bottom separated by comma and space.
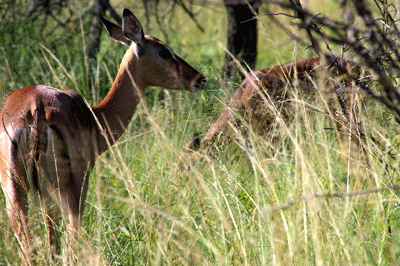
179, 57, 369, 166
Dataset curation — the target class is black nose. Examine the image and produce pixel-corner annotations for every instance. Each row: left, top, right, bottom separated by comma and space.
191, 74, 207, 93
200, 75, 207, 86
197, 75, 207, 89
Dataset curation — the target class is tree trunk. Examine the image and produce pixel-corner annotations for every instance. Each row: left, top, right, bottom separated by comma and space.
87, 0, 107, 61
87, 0, 122, 61
224, 0, 260, 78
86, 0, 122, 96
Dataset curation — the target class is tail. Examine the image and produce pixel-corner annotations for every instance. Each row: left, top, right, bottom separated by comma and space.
9, 100, 46, 191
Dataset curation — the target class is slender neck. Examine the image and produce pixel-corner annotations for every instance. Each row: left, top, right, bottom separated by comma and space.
91, 47, 145, 155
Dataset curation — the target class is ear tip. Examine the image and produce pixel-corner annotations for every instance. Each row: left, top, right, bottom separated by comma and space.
100, 16, 115, 29
123, 8, 133, 17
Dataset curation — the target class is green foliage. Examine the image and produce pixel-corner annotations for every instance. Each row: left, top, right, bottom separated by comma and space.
1, 0, 400, 265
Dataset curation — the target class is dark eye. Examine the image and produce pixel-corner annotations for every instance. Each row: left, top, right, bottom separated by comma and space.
159, 49, 172, 60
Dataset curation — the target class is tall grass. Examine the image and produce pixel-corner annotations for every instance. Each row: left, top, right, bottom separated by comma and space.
1, 0, 400, 265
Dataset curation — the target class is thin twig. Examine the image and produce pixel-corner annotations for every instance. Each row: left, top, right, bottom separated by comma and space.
261, 184, 400, 214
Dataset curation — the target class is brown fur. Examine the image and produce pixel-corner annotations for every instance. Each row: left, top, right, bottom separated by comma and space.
180, 57, 368, 166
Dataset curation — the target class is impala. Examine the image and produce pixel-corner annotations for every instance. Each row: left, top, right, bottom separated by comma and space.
180, 57, 368, 166
0, 9, 205, 262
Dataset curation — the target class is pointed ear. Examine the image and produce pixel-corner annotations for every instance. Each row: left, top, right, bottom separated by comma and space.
100, 16, 131, 46
122, 9, 145, 46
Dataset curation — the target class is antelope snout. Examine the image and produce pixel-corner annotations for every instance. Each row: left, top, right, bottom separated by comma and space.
190, 74, 207, 93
